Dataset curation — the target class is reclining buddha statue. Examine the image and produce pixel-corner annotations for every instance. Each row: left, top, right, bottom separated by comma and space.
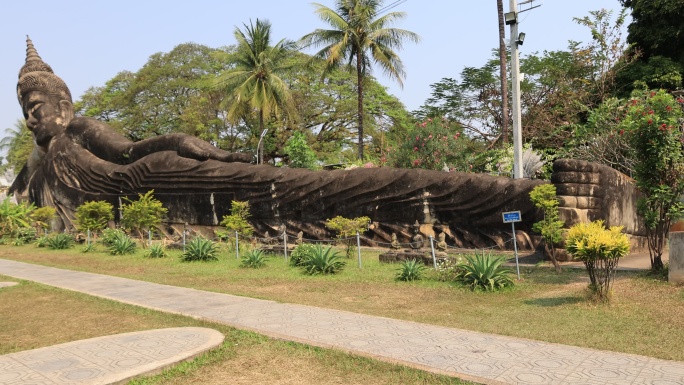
11, 37, 544, 248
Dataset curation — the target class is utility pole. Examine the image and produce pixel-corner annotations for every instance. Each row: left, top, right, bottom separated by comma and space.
509, 0, 523, 179
506, 0, 541, 179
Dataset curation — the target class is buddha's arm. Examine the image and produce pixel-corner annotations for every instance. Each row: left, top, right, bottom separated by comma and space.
132, 134, 253, 163
66, 117, 134, 163
67, 116, 252, 164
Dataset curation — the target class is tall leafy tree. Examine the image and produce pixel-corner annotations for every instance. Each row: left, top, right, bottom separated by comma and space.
619, 89, 684, 272
617, 0, 684, 93
75, 43, 235, 144
496, 0, 509, 145
300, 0, 420, 160
217, 18, 297, 148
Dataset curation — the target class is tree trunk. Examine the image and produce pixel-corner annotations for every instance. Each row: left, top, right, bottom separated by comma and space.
356, 53, 365, 161
543, 241, 562, 273
497, 0, 509, 146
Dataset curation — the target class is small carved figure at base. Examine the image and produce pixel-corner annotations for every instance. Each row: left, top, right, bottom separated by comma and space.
410, 231, 424, 250
296, 231, 303, 245
436, 232, 447, 252
390, 233, 401, 250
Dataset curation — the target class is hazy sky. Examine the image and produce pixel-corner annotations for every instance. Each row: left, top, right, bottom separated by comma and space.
0, 0, 626, 138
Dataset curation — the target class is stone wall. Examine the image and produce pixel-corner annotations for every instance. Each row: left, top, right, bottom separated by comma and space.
551, 159, 646, 257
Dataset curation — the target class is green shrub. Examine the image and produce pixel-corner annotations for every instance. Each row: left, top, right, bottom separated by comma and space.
121, 190, 167, 243
145, 243, 167, 258
289, 243, 317, 267
14, 227, 37, 245
46, 233, 74, 250
0, 197, 34, 237
30, 206, 56, 234
240, 249, 268, 268
324, 216, 370, 258
220, 201, 253, 237
74, 201, 114, 235
300, 245, 345, 275
530, 184, 564, 272
108, 232, 137, 255
181, 237, 219, 262
101, 228, 126, 247
395, 259, 426, 282
284, 131, 318, 169
432, 255, 465, 282
455, 252, 514, 291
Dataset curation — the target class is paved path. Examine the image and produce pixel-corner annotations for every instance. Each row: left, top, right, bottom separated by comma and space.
2, 258, 684, 385
0, 328, 224, 385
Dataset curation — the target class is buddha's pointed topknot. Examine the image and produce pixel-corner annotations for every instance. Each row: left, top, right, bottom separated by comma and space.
17, 37, 71, 106
19, 35, 54, 79
25, 35, 42, 63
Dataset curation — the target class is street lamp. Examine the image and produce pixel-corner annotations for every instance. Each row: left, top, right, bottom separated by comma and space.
257, 129, 268, 165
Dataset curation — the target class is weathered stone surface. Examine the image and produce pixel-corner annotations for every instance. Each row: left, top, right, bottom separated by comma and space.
669, 232, 684, 284
553, 159, 647, 255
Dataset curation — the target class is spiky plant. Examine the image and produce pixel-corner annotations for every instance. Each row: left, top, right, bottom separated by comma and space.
300, 245, 345, 275
395, 259, 427, 282
181, 237, 219, 262
454, 251, 514, 291
240, 249, 268, 268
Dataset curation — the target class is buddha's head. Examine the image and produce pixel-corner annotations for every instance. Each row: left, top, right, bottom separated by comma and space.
17, 37, 73, 149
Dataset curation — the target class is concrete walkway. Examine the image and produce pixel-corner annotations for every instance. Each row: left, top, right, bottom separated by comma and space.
2, 258, 684, 385
0, 327, 224, 385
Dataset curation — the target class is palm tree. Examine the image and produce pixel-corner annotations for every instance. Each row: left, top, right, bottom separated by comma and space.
217, 19, 297, 157
300, 0, 420, 160
0, 119, 33, 175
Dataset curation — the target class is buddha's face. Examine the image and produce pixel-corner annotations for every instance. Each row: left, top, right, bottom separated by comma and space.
22, 91, 72, 148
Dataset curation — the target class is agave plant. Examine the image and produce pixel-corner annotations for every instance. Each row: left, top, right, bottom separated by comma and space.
240, 249, 268, 268
46, 233, 74, 250
181, 237, 219, 262
300, 245, 345, 275
108, 232, 137, 255
145, 243, 167, 258
455, 252, 514, 291
395, 259, 427, 282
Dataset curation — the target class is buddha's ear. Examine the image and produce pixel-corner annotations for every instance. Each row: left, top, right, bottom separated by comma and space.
58, 100, 74, 123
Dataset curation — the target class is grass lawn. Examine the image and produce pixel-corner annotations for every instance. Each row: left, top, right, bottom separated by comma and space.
1, 241, 683, 377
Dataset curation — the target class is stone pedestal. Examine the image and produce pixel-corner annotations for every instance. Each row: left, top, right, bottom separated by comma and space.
668, 232, 684, 284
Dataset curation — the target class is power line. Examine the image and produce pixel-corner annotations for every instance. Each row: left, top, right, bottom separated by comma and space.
377, 0, 407, 15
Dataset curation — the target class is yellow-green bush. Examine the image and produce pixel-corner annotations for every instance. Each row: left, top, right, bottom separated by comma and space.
566, 220, 630, 301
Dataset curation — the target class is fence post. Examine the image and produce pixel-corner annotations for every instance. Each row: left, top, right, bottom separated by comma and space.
182, 223, 187, 253
429, 235, 437, 269
283, 230, 289, 261
356, 232, 362, 269
235, 231, 239, 259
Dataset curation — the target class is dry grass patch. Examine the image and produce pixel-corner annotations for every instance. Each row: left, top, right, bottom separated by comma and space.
0, 277, 471, 385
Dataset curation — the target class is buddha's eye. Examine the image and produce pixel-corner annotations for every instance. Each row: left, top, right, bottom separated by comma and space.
28, 102, 43, 116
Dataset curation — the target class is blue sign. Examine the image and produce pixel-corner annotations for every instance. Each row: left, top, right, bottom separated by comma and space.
502, 211, 522, 223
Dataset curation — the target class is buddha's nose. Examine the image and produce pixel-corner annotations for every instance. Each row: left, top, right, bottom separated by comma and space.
26, 114, 37, 129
